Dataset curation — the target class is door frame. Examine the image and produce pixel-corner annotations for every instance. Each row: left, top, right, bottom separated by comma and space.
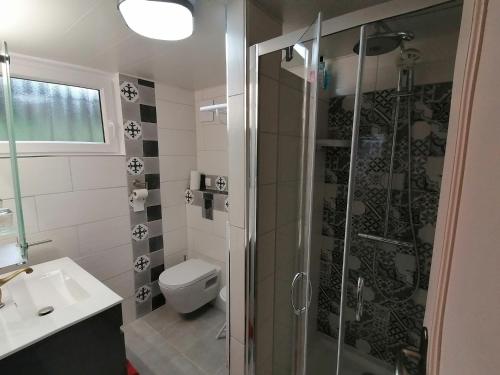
425, 0, 489, 373
246, 0, 486, 373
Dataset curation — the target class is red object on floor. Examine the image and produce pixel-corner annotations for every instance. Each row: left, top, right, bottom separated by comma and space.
126, 360, 139, 375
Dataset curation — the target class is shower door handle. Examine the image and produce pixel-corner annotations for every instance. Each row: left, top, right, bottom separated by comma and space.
355, 276, 365, 322
290, 272, 312, 316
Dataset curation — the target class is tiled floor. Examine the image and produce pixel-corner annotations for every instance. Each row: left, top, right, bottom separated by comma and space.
122, 304, 228, 375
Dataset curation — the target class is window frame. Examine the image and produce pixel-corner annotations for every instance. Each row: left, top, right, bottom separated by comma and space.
0, 54, 124, 156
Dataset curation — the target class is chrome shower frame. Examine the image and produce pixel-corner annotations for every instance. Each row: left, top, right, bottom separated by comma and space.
247, 1, 454, 375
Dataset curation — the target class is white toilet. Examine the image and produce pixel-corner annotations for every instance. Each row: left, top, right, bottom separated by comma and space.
159, 258, 220, 314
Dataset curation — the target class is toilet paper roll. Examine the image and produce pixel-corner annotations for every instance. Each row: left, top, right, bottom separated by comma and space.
132, 189, 148, 212
190, 170, 201, 190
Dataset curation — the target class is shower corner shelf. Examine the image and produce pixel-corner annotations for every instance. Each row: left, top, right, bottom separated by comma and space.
316, 139, 350, 148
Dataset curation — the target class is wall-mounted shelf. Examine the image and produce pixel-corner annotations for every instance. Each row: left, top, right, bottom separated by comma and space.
199, 103, 227, 114
316, 139, 350, 148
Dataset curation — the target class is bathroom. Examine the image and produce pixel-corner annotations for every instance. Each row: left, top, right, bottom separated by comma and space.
1, 1, 500, 375
0, 1, 229, 374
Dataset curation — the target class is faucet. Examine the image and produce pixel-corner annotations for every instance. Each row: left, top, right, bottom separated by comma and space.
0, 267, 33, 308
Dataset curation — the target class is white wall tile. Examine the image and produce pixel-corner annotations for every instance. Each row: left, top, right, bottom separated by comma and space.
159, 156, 196, 182
0, 157, 72, 199
213, 210, 228, 238
165, 226, 187, 254
197, 150, 228, 176
36, 187, 129, 231
156, 99, 195, 130
70, 156, 127, 190
158, 129, 196, 156
78, 215, 130, 255
229, 225, 246, 343
189, 227, 226, 263
165, 249, 187, 268
186, 204, 203, 230
230, 337, 245, 375
25, 226, 80, 266
197, 124, 228, 151
103, 270, 134, 298
155, 83, 194, 106
197, 85, 226, 100
186, 204, 227, 239
76, 243, 133, 281
162, 204, 187, 233
121, 297, 137, 325
227, 93, 245, 228
160, 180, 188, 207
226, 0, 245, 97
3, 197, 39, 234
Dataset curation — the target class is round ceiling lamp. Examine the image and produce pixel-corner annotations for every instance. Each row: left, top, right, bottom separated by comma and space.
118, 0, 194, 41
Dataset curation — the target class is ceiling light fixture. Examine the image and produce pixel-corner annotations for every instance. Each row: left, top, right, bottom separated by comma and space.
118, 0, 194, 41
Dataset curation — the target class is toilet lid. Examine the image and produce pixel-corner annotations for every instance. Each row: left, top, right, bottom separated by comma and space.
159, 259, 219, 289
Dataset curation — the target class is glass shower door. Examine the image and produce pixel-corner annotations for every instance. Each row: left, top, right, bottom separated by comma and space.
251, 14, 321, 375
0, 41, 28, 267
336, 6, 459, 373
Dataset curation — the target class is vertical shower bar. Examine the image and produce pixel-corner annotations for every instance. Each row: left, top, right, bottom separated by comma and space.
383, 67, 403, 236
1, 42, 28, 261
336, 25, 367, 375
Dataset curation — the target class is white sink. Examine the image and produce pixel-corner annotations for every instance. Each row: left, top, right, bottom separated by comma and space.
3, 269, 90, 321
0, 257, 122, 360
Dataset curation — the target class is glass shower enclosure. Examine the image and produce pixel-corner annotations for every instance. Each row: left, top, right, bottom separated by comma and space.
248, 1, 461, 374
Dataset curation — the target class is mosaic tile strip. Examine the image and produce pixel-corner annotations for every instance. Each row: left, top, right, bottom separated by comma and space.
119, 74, 165, 317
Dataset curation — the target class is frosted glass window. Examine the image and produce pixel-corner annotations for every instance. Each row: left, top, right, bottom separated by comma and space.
0, 77, 104, 143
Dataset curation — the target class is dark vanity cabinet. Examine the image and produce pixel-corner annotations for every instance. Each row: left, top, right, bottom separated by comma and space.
0, 304, 126, 375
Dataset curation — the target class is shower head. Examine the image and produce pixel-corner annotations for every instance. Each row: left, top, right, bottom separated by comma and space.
353, 31, 414, 56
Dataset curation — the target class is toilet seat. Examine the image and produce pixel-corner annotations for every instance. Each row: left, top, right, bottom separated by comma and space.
159, 259, 219, 290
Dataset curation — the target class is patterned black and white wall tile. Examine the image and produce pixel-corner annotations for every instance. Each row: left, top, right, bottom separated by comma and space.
204, 174, 229, 193
184, 174, 229, 214
318, 82, 452, 368
119, 74, 165, 318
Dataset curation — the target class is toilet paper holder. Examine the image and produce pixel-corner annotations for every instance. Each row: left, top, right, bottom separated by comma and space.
132, 179, 149, 189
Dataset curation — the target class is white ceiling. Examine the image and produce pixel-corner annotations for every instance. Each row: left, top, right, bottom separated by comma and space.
0, 0, 227, 90
254, 0, 391, 33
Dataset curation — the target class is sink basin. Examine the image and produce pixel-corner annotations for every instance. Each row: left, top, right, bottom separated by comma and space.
4, 269, 90, 321
0, 257, 122, 360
